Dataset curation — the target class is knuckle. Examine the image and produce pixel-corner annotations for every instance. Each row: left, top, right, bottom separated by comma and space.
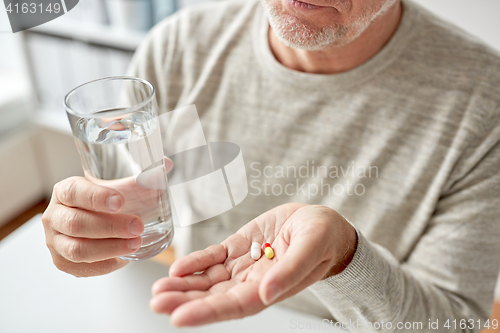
42, 204, 63, 232
51, 183, 59, 199
64, 210, 81, 236
57, 177, 79, 206
41, 209, 51, 228
66, 240, 85, 262
88, 186, 102, 211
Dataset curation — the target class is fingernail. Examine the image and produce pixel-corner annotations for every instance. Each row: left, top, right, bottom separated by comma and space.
129, 219, 143, 236
264, 284, 282, 305
107, 195, 122, 212
129, 237, 142, 250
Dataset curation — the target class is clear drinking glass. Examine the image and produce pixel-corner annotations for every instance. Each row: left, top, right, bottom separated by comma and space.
64, 76, 174, 261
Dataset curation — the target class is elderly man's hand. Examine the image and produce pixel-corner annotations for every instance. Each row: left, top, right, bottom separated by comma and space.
41, 158, 173, 277
150, 203, 357, 326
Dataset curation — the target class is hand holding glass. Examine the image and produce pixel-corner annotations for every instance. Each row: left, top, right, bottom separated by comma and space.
64, 77, 174, 261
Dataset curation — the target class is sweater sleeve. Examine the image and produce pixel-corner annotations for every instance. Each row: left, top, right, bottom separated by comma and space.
310, 126, 500, 333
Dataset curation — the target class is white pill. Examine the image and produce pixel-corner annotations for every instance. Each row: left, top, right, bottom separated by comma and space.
251, 246, 261, 260
251, 242, 260, 249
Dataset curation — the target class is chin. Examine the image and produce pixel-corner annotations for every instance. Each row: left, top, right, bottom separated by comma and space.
262, 0, 354, 50
271, 14, 351, 50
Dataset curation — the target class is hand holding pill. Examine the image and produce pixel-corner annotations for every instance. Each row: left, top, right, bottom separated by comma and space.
150, 203, 357, 327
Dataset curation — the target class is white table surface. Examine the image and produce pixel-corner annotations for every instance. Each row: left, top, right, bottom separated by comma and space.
0, 215, 344, 333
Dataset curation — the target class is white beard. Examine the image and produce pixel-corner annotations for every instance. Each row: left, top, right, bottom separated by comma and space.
260, 0, 398, 50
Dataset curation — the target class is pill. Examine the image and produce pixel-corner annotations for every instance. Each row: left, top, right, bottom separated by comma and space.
264, 246, 274, 259
263, 243, 271, 250
251, 246, 261, 260
251, 242, 261, 260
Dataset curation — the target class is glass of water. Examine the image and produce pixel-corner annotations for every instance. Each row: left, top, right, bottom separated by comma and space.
64, 76, 173, 261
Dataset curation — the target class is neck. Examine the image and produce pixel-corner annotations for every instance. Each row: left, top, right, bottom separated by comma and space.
268, 1, 403, 74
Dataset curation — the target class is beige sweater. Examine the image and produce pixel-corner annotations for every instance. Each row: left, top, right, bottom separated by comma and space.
128, 0, 500, 331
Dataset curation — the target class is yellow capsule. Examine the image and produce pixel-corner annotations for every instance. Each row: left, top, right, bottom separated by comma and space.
264, 246, 274, 259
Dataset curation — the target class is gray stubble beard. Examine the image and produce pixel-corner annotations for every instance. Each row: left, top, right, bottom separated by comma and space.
260, 0, 398, 51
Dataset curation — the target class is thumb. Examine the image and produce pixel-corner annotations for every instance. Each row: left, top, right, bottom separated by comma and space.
258, 236, 323, 305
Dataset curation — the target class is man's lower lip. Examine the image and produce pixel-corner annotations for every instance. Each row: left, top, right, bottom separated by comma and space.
284, 0, 325, 10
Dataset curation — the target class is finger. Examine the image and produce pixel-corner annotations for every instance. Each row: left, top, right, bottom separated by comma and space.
150, 290, 208, 314
54, 176, 124, 213
50, 206, 143, 239
170, 281, 263, 327
259, 237, 322, 305
169, 244, 227, 277
152, 265, 230, 295
151, 280, 238, 315
164, 157, 173, 173
53, 233, 142, 263
50, 252, 129, 277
